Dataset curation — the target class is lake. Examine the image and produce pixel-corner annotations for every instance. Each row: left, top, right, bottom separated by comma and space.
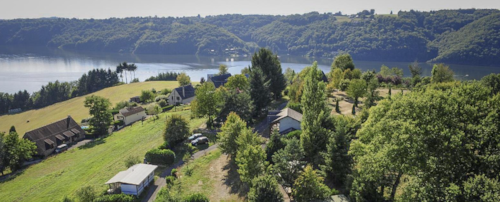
1, 46, 499, 94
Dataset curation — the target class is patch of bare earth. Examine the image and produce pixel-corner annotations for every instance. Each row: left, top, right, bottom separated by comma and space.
209, 154, 245, 202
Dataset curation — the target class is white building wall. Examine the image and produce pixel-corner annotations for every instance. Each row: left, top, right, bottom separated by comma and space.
167, 89, 195, 105
278, 117, 301, 132
124, 111, 147, 125
121, 184, 138, 195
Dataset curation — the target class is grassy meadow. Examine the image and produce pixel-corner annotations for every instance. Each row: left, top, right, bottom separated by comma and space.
0, 81, 190, 135
0, 109, 206, 202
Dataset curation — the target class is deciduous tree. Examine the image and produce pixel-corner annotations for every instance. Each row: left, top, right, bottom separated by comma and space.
218, 112, 247, 159
331, 54, 355, 71
218, 64, 229, 75
163, 114, 190, 146
431, 63, 454, 83
177, 73, 191, 86
292, 165, 330, 202
84, 95, 113, 135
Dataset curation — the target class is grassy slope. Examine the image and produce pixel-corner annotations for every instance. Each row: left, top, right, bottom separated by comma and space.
0, 81, 190, 135
0, 110, 206, 202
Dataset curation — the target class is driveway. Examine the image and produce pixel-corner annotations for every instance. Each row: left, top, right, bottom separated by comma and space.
142, 144, 219, 202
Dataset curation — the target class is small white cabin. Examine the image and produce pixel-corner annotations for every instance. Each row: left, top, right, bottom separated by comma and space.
105, 164, 157, 196
114, 106, 147, 126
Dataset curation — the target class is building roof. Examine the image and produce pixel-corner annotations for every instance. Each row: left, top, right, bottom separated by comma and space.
208, 73, 231, 88
23, 116, 85, 156
119, 106, 145, 117
106, 164, 158, 185
271, 108, 303, 123
173, 84, 195, 100
321, 71, 329, 83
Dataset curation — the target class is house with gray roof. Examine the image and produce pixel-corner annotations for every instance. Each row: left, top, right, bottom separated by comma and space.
23, 116, 86, 157
106, 164, 157, 196
167, 84, 196, 105
207, 73, 232, 88
257, 108, 303, 137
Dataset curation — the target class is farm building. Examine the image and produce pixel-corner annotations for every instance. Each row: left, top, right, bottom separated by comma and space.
167, 84, 195, 105
114, 106, 147, 126
23, 116, 86, 157
106, 164, 157, 196
129, 96, 141, 103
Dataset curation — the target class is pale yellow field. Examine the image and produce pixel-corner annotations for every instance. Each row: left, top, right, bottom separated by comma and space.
0, 81, 192, 135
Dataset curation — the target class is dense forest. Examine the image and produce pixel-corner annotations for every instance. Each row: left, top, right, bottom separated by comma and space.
0, 9, 499, 65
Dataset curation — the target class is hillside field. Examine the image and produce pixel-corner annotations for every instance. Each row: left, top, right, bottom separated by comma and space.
0, 81, 190, 135
0, 109, 206, 202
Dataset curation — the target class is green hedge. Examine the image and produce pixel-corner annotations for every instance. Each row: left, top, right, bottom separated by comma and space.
93, 194, 135, 202
113, 120, 124, 126
184, 193, 209, 202
162, 105, 174, 112
145, 148, 175, 165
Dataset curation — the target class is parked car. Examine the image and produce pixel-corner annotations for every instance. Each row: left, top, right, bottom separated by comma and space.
188, 133, 203, 141
55, 144, 68, 153
191, 137, 209, 146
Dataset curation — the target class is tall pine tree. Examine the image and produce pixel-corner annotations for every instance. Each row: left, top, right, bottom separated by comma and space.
300, 62, 330, 165
249, 67, 271, 117
251, 48, 286, 100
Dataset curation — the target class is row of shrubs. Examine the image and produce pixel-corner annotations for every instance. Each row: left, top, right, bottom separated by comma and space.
145, 148, 175, 165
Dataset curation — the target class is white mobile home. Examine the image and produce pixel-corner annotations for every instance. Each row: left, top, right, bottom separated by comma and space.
114, 106, 147, 126
105, 164, 157, 196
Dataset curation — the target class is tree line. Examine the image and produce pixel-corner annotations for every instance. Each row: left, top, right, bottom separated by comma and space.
0, 68, 120, 115
0, 9, 499, 65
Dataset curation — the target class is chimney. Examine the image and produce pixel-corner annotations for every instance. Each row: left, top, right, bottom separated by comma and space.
67, 115, 71, 129
182, 86, 185, 98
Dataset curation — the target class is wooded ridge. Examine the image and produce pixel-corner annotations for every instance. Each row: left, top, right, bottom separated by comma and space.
0, 9, 499, 65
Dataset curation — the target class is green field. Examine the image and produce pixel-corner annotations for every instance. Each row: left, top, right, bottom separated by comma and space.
0, 109, 206, 202
0, 81, 190, 135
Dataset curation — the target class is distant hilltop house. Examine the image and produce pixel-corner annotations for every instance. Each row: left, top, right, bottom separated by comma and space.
129, 96, 141, 103
114, 106, 147, 126
8, 108, 22, 114
167, 84, 195, 105
106, 164, 157, 196
23, 116, 86, 157
321, 71, 328, 83
258, 108, 303, 137
207, 73, 231, 88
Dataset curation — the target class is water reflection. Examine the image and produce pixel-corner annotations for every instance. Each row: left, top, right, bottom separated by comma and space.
0, 46, 499, 93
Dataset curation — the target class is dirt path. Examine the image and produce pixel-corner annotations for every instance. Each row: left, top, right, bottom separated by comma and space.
142, 144, 219, 202
209, 154, 245, 201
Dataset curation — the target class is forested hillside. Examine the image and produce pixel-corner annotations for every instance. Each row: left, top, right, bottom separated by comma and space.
0, 9, 499, 65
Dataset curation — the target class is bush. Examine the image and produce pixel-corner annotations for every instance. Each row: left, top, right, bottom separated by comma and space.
111, 109, 120, 115
184, 193, 209, 202
93, 194, 135, 202
113, 120, 124, 126
161, 88, 172, 95
145, 148, 176, 165
166, 176, 176, 186
158, 141, 170, 150
155, 95, 169, 102
162, 105, 174, 112
75, 186, 97, 202
339, 79, 350, 91
124, 155, 141, 168
158, 100, 168, 107
286, 130, 302, 140
171, 169, 178, 178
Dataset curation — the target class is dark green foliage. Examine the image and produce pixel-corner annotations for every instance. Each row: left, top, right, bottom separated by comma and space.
140, 90, 155, 103
9, 126, 16, 133
165, 176, 176, 186
93, 194, 135, 202
286, 130, 301, 140
249, 67, 271, 117
481, 73, 500, 95
0, 68, 119, 115
183, 193, 209, 202
163, 115, 190, 146
285, 102, 302, 114
1, 132, 37, 173
335, 99, 340, 113
145, 148, 175, 165
146, 72, 180, 81
251, 48, 286, 100
248, 175, 284, 202
273, 138, 306, 185
265, 130, 286, 162
217, 90, 253, 124
0, 10, 499, 64
84, 95, 113, 135
170, 169, 177, 178
339, 79, 350, 91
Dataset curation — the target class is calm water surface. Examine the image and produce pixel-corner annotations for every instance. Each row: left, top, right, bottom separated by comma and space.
1, 46, 499, 93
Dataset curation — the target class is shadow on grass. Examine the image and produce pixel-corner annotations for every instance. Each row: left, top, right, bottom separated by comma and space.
0, 169, 25, 184
78, 138, 106, 150
222, 159, 249, 198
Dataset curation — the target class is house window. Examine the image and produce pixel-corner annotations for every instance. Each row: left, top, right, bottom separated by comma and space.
176, 96, 180, 101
